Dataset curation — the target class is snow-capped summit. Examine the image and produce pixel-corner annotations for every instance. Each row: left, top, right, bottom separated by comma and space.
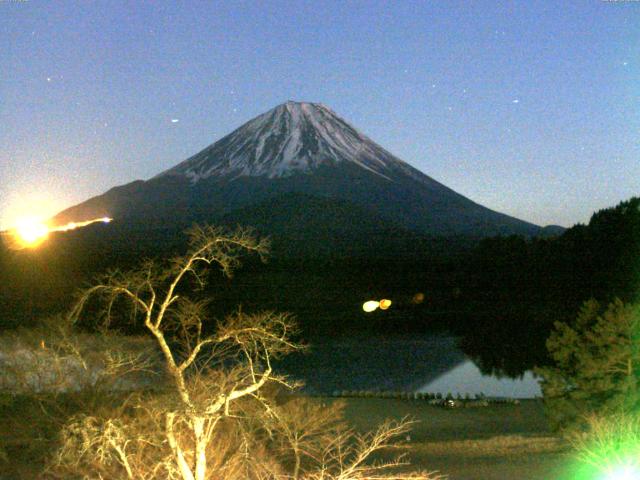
158, 101, 415, 182
54, 101, 543, 239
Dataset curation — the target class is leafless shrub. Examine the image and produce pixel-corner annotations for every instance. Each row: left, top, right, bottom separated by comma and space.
306, 417, 444, 480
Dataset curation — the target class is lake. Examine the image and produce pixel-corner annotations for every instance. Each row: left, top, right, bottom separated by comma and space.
418, 360, 541, 399
279, 334, 541, 398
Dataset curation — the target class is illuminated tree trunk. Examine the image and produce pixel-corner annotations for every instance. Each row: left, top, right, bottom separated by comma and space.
166, 412, 196, 480
292, 439, 301, 480
193, 417, 207, 480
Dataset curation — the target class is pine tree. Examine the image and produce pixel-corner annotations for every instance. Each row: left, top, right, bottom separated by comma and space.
535, 299, 640, 433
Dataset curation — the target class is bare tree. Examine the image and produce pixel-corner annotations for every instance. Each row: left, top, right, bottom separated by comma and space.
46, 225, 444, 480
266, 397, 347, 479
311, 418, 441, 480
266, 399, 445, 480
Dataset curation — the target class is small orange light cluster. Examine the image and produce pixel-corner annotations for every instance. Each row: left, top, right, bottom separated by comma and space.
362, 299, 392, 313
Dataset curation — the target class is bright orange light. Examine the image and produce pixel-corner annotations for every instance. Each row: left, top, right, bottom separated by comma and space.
52, 217, 112, 232
363, 298, 393, 313
7, 216, 113, 249
379, 299, 392, 310
14, 217, 49, 247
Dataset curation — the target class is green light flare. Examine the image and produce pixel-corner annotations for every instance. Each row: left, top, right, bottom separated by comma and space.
603, 464, 640, 480
562, 451, 640, 480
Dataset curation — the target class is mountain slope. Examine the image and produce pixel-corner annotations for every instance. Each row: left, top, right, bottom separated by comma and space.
54, 101, 541, 238
217, 192, 436, 258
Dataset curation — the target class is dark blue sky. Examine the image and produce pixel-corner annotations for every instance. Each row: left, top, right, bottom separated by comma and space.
2, 1, 638, 229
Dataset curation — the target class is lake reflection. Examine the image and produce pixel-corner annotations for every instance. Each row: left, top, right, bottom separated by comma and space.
278, 334, 540, 398
418, 360, 541, 399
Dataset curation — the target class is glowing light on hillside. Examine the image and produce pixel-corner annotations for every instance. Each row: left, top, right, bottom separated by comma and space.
362, 301, 380, 313
7, 216, 113, 249
379, 299, 392, 310
14, 217, 49, 247
53, 217, 112, 232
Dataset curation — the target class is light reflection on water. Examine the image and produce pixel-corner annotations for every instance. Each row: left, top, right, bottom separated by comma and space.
281, 335, 541, 398
418, 360, 541, 399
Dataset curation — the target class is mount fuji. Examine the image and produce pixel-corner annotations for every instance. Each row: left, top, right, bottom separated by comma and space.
54, 101, 543, 244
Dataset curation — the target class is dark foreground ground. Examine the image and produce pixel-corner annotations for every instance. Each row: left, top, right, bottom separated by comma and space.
337, 397, 577, 480
2, 395, 592, 479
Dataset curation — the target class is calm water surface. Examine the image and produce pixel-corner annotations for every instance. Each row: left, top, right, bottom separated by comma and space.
280, 334, 541, 398
418, 360, 541, 398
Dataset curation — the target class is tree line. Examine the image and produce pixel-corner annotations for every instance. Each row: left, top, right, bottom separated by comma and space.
457, 196, 640, 376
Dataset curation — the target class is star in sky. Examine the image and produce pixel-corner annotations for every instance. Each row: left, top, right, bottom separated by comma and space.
2, 1, 637, 228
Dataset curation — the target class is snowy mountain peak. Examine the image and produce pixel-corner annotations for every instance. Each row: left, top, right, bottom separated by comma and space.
158, 101, 413, 183
55, 101, 543, 238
